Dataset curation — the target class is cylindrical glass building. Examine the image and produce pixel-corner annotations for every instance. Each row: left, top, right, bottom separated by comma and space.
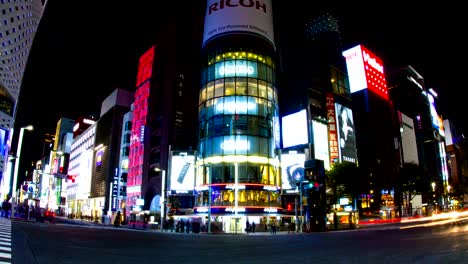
194, 0, 281, 233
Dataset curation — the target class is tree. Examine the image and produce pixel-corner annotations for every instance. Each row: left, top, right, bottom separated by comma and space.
398, 162, 424, 215
326, 161, 367, 210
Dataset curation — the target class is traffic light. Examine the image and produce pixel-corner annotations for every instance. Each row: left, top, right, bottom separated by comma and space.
287, 203, 293, 211
67, 175, 76, 183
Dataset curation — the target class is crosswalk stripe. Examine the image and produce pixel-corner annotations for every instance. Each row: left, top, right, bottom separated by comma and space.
0, 246, 10, 252
0, 252, 10, 259
0, 219, 11, 264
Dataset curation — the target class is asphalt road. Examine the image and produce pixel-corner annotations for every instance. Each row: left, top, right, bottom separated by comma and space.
11, 217, 468, 264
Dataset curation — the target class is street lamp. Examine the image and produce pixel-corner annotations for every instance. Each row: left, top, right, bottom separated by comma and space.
295, 180, 308, 233
11, 125, 34, 218
154, 167, 166, 230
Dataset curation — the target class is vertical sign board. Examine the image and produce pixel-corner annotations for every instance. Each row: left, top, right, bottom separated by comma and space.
127, 45, 155, 211
326, 93, 339, 165
342, 44, 389, 100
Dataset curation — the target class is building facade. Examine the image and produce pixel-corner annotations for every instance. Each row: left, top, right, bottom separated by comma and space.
0, 0, 47, 192
193, 0, 282, 233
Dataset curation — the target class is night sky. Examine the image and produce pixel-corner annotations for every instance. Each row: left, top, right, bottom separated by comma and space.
13, 1, 465, 183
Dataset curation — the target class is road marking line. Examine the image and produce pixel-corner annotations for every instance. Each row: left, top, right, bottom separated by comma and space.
0, 252, 11, 258
0, 242, 10, 246
0, 246, 11, 251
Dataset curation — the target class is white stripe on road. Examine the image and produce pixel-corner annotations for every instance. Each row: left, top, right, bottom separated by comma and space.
0, 242, 10, 246
0, 246, 11, 251
0, 238, 10, 242
0, 252, 11, 258
0, 235, 10, 238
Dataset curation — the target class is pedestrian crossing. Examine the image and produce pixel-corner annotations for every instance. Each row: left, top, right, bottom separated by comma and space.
0, 218, 11, 264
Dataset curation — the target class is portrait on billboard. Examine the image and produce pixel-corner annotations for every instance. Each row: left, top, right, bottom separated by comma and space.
336, 104, 357, 163
281, 152, 306, 189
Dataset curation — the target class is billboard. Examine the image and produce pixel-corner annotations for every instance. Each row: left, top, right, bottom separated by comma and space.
281, 109, 308, 149
399, 111, 419, 165
342, 44, 388, 100
335, 103, 357, 163
312, 120, 330, 170
281, 152, 306, 190
203, 0, 275, 47
170, 154, 195, 191
326, 93, 339, 165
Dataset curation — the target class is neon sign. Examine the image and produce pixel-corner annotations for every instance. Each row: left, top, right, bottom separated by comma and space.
225, 207, 246, 213
215, 60, 257, 78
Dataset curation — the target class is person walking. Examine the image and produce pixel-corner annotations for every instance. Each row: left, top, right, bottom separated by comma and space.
251, 221, 256, 233
114, 211, 122, 227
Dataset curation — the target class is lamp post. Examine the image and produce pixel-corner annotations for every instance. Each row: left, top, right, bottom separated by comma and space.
295, 180, 308, 233
11, 125, 34, 218
155, 168, 166, 230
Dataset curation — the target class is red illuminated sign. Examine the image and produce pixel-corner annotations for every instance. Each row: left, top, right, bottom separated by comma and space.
326, 93, 339, 165
343, 44, 388, 100
136, 45, 155, 87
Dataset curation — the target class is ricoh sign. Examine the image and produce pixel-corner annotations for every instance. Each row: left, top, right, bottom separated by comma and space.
203, 0, 275, 48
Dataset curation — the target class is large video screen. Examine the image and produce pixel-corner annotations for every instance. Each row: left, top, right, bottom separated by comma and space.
335, 103, 357, 163
281, 109, 308, 149
170, 154, 195, 191
281, 152, 306, 190
312, 120, 330, 170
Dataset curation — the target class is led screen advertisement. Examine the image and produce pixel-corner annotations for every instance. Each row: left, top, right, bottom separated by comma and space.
326, 93, 339, 165
170, 154, 196, 191
399, 112, 419, 165
335, 103, 357, 163
312, 120, 330, 170
214, 60, 258, 79
203, 0, 275, 47
281, 152, 306, 190
342, 44, 388, 100
0, 128, 6, 156
281, 109, 308, 149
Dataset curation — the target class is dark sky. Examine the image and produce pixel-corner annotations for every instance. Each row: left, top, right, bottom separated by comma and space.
14, 1, 465, 180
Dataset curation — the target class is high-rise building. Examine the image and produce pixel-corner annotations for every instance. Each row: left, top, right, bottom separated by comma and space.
0, 0, 48, 184
343, 44, 400, 215
67, 117, 96, 218
193, 0, 282, 233
126, 1, 204, 221
90, 88, 133, 221
388, 65, 451, 214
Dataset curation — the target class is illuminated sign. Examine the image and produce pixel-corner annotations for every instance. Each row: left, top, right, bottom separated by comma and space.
203, 0, 275, 47
225, 207, 246, 213
312, 120, 330, 170
342, 44, 388, 100
280, 152, 306, 190
215, 60, 257, 78
196, 207, 209, 213
225, 184, 246, 190
263, 207, 278, 213
127, 185, 141, 194
170, 153, 195, 191
214, 96, 257, 115
221, 138, 250, 151
326, 93, 339, 165
281, 109, 308, 149
195, 185, 209, 191
96, 150, 103, 166
263, 185, 279, 191
335, 103, 357, 163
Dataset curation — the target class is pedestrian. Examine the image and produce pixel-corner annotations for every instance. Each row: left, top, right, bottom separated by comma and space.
114, 211, 122, 227
251, 221, 256, 233
245, 220, 250, 233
